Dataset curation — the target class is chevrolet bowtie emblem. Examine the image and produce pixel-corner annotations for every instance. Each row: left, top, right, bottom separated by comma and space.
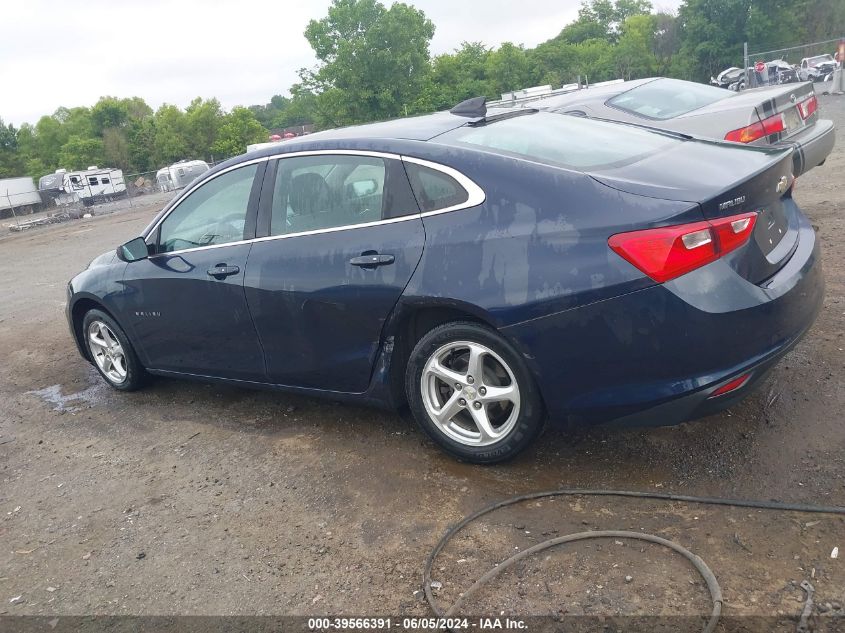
776, 176, 789, 194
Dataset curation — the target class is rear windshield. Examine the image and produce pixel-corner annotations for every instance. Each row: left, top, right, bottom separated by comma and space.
439, 112, 679, 170
607, 78, 729, 120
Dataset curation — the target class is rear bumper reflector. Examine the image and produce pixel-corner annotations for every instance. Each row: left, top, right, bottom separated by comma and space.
708, 372, 752, 398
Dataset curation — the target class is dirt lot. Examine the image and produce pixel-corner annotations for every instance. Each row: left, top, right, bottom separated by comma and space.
1, 97, 844, 629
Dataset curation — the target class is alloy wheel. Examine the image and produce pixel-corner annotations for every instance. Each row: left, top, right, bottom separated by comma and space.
420, 340, 521, 447
87, 320, 128, 384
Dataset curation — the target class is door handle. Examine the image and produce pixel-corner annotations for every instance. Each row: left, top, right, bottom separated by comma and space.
207, 264, 240, 279
349, 253, 395, 268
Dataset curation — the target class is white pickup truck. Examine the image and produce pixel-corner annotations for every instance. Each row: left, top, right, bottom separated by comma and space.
798, 54, 836, 81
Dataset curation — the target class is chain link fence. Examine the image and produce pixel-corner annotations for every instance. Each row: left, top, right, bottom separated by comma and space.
739, 36, 844, 90
2, 159, 229, 232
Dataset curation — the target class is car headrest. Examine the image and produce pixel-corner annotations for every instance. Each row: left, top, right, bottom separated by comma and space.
289, 172, 330, 216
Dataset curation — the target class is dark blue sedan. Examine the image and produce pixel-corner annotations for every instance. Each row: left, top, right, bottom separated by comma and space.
66, 101, 823, 463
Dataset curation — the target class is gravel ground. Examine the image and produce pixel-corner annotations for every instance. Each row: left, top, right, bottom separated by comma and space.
1, 96, 844, 629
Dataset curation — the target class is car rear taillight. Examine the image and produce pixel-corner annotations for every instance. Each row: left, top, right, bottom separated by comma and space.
724, 113, 786, 143
608, 212, 757, 283
797, 95, 817, 119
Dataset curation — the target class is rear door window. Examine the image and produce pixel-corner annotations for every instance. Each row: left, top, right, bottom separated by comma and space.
269, 155, 386, 236
404, 162, 468, 212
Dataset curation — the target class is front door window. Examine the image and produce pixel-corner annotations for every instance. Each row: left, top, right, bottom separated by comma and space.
157, 164, 258, 253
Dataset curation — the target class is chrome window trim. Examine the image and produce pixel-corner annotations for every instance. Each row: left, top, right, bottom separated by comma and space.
145, 149, 486, 259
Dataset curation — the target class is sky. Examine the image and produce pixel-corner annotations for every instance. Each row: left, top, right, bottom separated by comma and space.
0, 0, 682, 127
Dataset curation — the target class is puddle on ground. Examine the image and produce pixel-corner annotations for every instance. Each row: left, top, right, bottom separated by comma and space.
27, 380, 107, 413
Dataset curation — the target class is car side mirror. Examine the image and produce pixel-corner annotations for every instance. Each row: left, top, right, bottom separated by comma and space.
350, 179, 378, 197
117, 237, 150, 262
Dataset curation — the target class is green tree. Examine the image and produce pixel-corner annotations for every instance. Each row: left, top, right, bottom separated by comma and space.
185, 97, 223, 160
211, 107, 267, 158
652, 11, 681, 74
614, 0, 655, 26
574, 38, 617, 82
271, 88, 319, 129
91, 97, 130, 134
615, 14, 658, 79
122, 97, 154, 121
103, 127, 131, 171
675, 0, 751, 80
14, 124, 45, 179
30, 115, 68, 172
58, 136, 104, 170
153, 105, 189, 165
0, 118, 25, 178
426, 42, 493, 110
744, 0, 802, 57
530, 38, 582, 86
486, 43, 536, 97
802, 0, 845, 43
556, 17, 609, 45
57, 107, 96, 139
564, 0, 653, 42
303, 0, 435, 126
127, 117, 157, 173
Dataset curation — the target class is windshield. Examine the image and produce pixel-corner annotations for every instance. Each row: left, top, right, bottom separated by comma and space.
606, 78, 729, 120
439, 112, 680, 171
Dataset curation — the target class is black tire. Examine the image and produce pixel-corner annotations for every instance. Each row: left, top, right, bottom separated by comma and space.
81, 309, 147, 391
405, 321, 544, 464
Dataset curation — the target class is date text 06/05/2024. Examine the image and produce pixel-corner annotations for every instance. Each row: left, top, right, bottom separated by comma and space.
307, 617, 527, 630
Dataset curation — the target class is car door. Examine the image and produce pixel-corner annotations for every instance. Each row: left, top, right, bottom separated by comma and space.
243, 152, 424, 392
119, 161, 267, 381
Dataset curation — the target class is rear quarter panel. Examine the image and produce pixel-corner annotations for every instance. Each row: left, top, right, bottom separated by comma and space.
402, 148, 696, 327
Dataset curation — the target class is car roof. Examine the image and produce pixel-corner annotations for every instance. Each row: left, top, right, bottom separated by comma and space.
256, 111, 472, 152
206, 108, 494, 175
233, 107, 528, 167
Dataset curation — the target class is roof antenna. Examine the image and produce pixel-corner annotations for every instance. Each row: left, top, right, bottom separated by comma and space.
450, 96, 487, 118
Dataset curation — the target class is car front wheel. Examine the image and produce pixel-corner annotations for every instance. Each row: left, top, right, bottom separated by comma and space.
82, 309, 147, 391
405, 322, 544, 463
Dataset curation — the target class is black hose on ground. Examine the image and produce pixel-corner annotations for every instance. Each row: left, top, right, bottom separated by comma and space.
424, 489, 845, 633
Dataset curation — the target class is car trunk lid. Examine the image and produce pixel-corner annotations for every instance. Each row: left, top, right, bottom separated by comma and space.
752, 82, 818, 142
677, 82, 819, 143
589, 139, 798, 284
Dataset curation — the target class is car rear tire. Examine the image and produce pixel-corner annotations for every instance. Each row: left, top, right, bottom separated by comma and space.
82, 309, 147, 391
405, 321, 544, 463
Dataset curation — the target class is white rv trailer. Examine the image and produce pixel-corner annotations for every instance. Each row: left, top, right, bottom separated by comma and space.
39, 169, 78, 206
1, 177, 42, 217
156, 159, 210, 192
64, 166, 126, 206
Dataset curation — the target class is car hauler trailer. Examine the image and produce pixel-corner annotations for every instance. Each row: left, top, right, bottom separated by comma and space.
0, 177, 42, 218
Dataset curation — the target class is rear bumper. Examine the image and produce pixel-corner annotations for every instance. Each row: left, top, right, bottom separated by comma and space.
503, 212, 823, 427
604, 310, 810, 428
776, 118, 835, 176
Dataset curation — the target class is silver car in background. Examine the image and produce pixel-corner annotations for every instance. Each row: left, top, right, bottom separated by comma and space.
519, 77, 835, 177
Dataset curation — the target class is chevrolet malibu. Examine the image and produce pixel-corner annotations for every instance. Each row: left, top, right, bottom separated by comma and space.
66, 100, 823, 463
